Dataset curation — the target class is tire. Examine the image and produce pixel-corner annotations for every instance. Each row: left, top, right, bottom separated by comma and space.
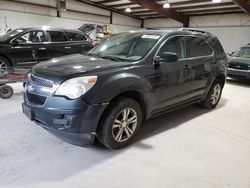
0, 56, 12, 73
97, 97, 143, 149
201, 79, 223, 109
0, 85, 14, 99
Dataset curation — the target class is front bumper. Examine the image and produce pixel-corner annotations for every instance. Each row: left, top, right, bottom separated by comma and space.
22, 96, 108, 146
227, 68, 250, 79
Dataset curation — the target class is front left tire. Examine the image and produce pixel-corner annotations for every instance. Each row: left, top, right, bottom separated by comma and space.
0, 56, 12, 73
97, 97, 143, 149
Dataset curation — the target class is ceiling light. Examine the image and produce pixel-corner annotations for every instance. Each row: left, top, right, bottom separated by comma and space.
163, 0, 170, 8
212, 0, 222, 3
125, 7, 131, 13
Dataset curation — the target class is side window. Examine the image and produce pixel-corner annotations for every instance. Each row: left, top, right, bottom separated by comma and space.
65, 32, 87, 41
14, 30, 46, 43
157, 36, 187, 59
187, 37, 213, 57
47, 31, 68, 42
31, 31, 46, 43
15, 32, 32, 44
211, 37, 225, 57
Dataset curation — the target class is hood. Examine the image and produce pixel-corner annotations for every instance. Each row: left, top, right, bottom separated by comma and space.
229, 56, 250, 65
32, 54, 130, 83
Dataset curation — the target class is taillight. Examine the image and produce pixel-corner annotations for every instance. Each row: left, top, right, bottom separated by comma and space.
225, 55, 229, 66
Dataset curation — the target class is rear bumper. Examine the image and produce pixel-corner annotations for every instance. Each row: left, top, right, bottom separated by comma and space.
227, 68, 250, 79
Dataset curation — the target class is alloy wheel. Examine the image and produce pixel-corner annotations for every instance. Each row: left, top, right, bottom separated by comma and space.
211, 84, 221, 105
112, 108, 138, 142
0, 61, 8, 73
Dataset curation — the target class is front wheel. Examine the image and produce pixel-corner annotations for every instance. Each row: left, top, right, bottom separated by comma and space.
0, 56, 12, 73
97, 97, 142, 149
201, 80, 223, 109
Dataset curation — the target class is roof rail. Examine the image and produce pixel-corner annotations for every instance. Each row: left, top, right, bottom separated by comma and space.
178, 28, 211, 35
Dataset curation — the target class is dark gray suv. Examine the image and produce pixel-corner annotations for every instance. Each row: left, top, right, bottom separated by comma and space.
22, 29, 227, 149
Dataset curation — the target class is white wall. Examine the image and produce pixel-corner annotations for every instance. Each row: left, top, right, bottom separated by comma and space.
0, 0, 141, 33
144, 13, 250, 53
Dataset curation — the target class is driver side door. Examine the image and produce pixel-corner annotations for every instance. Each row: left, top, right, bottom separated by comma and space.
10, 30, 48, 68
148, 36, 193, 112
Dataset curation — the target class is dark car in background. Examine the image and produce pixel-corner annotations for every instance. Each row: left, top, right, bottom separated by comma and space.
228, 44, 250, 79
22, 29, 227, 149
0, 27, 93, 72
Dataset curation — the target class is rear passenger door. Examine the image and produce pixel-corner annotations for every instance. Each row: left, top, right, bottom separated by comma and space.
186, 36, 214, 97
65, 31, 92, 53
46, 30, 70, 59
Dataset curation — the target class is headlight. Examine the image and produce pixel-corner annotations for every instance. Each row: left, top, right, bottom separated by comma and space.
55, 76, 97, 99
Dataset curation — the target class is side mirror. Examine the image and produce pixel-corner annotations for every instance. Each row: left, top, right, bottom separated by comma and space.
12, 40, 19, 46
154, 52, 178, 67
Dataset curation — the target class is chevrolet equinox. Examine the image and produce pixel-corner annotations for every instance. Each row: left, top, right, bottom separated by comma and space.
22, 29, 227, 149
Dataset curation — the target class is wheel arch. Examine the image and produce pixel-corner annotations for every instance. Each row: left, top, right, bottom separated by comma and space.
96, 90, 148, 132
203, 73, 226, 100
215, 73, 226, 88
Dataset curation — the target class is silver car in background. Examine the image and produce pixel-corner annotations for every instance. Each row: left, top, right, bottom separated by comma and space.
228, 44, 250, 80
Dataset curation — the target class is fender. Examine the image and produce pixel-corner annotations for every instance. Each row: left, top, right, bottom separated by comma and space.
83, 72, 153, 105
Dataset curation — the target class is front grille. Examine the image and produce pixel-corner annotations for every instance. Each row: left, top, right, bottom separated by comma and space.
26, 92, 47, 106
30, 74, 53, 88
228, 63, 249, 70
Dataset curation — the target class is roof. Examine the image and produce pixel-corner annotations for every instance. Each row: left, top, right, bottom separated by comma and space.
80, 0, 250, 27
127, 28, 213, 36
16, 26, 84, 33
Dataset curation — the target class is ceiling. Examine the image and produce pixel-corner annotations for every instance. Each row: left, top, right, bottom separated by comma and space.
79, 0, 250, 26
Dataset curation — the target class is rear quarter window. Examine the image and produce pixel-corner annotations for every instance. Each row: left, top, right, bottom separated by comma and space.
187, 36, 213, 58
210, 37, 226, 58
47, 31, 68, 42
65, 32, 87, 41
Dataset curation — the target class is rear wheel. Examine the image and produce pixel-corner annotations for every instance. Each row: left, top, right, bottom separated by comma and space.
97, 97, 142, 149
0, 56, 11, 73
201, 79, 223, 109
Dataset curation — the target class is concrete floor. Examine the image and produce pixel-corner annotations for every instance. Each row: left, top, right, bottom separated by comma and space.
0, 79, 250, 188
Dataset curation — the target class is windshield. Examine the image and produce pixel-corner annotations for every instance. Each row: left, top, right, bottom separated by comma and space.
87, 33, 160, 62
233, 47, 250, 58
0, 29, 24, 42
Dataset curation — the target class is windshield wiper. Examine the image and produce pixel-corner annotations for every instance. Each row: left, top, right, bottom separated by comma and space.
100, 55, 122, 61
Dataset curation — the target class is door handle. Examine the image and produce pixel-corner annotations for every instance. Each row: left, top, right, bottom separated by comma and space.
65, 46, 71, 49
184, 64, 191, 69
38, 47, 46, 50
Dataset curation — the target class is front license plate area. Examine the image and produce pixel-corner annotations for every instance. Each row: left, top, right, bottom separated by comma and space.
22, 104, 33, 121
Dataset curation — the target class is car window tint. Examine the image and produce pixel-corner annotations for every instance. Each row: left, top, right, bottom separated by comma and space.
15, 31, 46, 43
15, 32, 32, 44
187, 37, 213, 57
48, 31, 68, 42
65, 32, 86, 41
31, 31, 46, 43
158, 36, 187, 59
210, 37, 225, 58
